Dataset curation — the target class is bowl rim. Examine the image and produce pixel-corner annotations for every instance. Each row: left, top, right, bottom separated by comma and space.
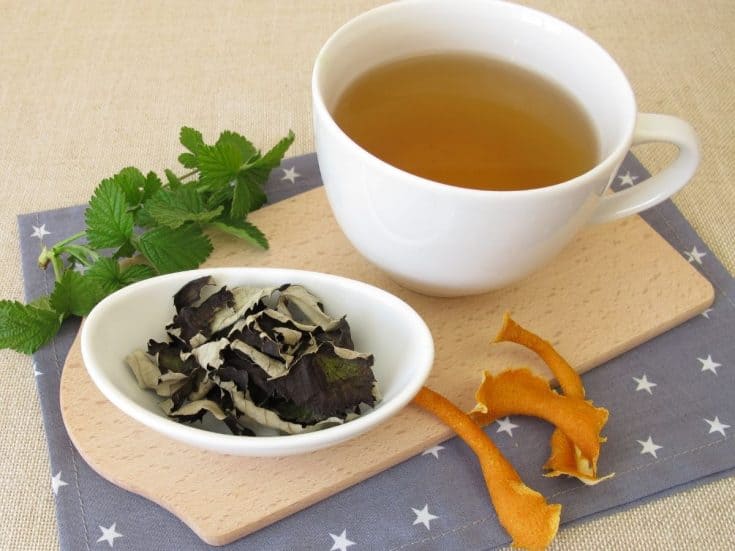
80, 267, 435, 455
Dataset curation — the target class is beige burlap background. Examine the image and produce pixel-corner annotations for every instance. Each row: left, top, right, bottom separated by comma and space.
1, 1, 733, 549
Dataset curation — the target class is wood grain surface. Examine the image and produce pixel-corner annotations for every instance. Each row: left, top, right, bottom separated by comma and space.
59, 188, 713, 546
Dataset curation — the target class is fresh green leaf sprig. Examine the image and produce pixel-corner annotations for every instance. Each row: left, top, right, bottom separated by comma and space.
0, 127, 294, 354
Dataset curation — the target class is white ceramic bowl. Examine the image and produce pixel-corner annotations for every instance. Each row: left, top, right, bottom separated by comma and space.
81, 267, 434, 456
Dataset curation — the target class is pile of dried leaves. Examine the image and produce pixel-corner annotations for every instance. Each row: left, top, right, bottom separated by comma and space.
126, 276, 379, 436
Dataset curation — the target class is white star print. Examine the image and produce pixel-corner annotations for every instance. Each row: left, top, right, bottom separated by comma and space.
412, 504, 439, 530
617, 170, 638, 187
51, 472, 68, 495
637, 436, 663, 458
704, 416, 730, 437
421, 445, 445, 459
96, 523, 123, 547
684, 246, 707, 265
329, 529, 355, 551
33, 362, 42, 377
632, 374, 657, 394
281, 166, 300, 184
698, 355, 721, 375
701, 308, 713, 319
496, 416, 519, 437
30, 224, 51, 240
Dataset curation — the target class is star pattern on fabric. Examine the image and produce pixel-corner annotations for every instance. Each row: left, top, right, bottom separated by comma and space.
698, 355, 721, 375
33, 362, 42, 377
704, 416, 730, 437
495, 416, 519, 437
632, 374, 657, 394
421, 445, 445, 459
617, 170, 638, 187
329, 529, 355, 551
637, 436, 663, 458
412, 504, 439, 530
684, 246, 707, 265
30, 224, 51, 240
281, 166, 300, 184
96, 523, 123, 547
51, 471, 68, 495
701, 308, 714, 319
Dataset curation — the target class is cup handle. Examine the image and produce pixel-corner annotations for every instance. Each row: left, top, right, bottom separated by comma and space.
589, 113, 700, 224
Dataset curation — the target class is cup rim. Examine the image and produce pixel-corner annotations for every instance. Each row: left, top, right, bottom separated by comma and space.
312, 0, 638, 197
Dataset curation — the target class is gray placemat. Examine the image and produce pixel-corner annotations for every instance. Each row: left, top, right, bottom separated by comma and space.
18, 154, 734, 551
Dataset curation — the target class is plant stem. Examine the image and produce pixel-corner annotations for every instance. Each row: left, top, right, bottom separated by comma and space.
179, 169, 199, 181
50, 230, 86, 251
50, 255, 64, 283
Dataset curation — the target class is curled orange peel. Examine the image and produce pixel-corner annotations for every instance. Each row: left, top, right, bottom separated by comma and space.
470, 368, 608, 466
413, 386, 560, 550
491, 313, 613, 484
494, 312, 584, 398
544, 427, 614, 485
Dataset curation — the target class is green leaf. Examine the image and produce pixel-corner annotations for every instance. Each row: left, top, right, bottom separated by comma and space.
210, 219, 269, 249
137, 225, 213, 274
85, 178, 135, 249
86, 258, 122, 294
86, 257, 123, 294
144, 171, 163, 201
244, 130, 296, 185
29, 295, 53, 311
114, 167, 147, 206
49, 270, 106, 317
164, 169, 183, 190
0, 301, 62, 354
113, 241, 137, 259
230, 176, 262, 219
134, 205, 158, 229
180, 127, 204, 154
230, 177, 255, 219
120, 264, 157, 285
145, 188, 223, 229
197, 142, 243, 188
178, 152, 198, 169
217, 131, 257, 163
255, 130, 295, 170
87, 257, 157, 294
205, 185, 233, 210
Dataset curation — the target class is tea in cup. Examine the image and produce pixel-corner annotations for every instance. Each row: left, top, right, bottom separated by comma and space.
312, 0, 699, 296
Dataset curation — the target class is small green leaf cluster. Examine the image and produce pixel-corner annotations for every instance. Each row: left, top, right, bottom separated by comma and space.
0, 128, 294, 354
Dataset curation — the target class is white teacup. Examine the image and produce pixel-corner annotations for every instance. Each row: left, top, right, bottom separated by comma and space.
312, 0, 699, 297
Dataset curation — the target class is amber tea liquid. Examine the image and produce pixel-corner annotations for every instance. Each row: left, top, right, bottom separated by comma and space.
333, 53, 599, 191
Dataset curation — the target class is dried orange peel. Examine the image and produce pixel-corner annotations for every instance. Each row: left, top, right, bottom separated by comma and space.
494, 313, 584, 398
470, 368, 608, 477
413, 386, 560, 550
490, 313, 613, 484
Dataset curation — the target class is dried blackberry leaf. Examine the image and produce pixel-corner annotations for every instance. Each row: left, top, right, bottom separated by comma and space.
219, 381, 347, 435
126, 349, 161, 389
191, 337, 229, 369
276, 284, 343, 331
174, 285, 235, 342
230, 339, 290, 379
173, 275, 214, 311
210, 286, 274, 334
273, 342, 375, 418
161, 398, 228, 420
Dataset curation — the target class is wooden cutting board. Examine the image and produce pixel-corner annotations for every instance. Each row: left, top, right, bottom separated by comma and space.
60, 187, 713, 546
